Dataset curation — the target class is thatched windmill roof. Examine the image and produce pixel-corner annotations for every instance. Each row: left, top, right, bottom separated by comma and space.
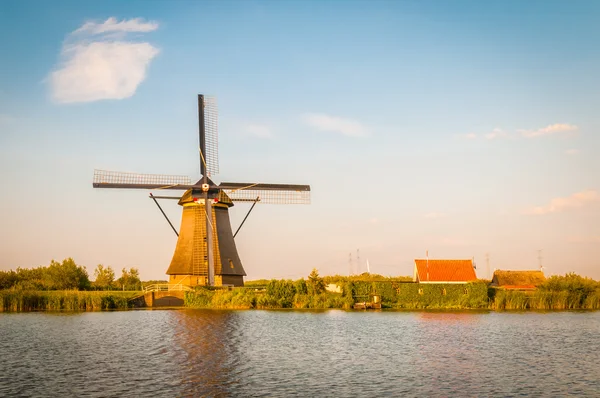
490, 270, 546, 290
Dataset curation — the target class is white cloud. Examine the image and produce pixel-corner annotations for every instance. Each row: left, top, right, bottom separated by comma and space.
424, 212, 446, 219
525, 189, 600, 215
49, 17, 159, 104
565, 149, 580, 156
303, 113, 369, 137
457, 133, 477, 140
244, 124, 273, 139
519, 123, 578, 138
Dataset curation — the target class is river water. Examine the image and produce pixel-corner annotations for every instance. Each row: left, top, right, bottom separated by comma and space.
0, 310, 599, 397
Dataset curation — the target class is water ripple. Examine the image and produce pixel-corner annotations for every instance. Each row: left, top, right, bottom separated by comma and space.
0, 310, 599, 397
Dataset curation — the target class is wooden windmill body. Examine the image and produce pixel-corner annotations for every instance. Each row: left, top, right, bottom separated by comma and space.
93, 95, 310, 287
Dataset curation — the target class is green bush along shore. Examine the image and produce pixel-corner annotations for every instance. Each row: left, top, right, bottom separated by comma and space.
184, 269, 489, 310
185, 271, 600, 311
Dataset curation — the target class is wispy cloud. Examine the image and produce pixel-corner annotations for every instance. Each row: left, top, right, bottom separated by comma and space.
74, 17, 158, 35
485, 128, 508, 140
424, 212, 446, 219
244, 123, 274, 139
303, 113, 369, 137
565, 149, 580, 156
519, 123, 578, 138
457, 133, 477, 140
524, 189, 600, 215
49, 17, 159, 103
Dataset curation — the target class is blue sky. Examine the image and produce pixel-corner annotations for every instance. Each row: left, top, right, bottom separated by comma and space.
1, 0, 599, 280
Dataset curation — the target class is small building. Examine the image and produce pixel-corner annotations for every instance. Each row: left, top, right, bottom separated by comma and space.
490, 270, 546, 290
413, 259, 477, 283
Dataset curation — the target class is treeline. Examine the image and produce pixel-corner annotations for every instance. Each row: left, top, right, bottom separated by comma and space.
0, 258, 142, 291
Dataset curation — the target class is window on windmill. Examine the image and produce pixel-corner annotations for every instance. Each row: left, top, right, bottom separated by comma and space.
418, 288, 424, 295
442, 288, 447, 296
229, 259, 235, 269
463, 288, 468, 295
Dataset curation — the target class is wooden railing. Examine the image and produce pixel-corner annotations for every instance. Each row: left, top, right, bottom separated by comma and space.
143, 284, 193, 293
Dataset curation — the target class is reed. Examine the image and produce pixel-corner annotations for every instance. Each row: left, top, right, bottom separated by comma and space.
0, 290, 138, 312
490, 273, 600, 310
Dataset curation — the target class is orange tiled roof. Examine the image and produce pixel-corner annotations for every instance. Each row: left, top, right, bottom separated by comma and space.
414, 259, 477, 282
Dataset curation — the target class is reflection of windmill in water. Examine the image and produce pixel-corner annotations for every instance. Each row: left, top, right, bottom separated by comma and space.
93, 95, 311, 287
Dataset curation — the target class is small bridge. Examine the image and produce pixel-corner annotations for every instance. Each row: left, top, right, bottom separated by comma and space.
129, 284, 193, 308
143, 284, 194, 293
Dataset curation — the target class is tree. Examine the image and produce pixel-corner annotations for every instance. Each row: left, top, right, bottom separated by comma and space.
117, 267, 142, 291
294, 279, 308, 295
0, 270, 18, 290
307, 268, 325, 296
266, 279, 296, 307
45, 258, 90, 290
93, 264, 115, 290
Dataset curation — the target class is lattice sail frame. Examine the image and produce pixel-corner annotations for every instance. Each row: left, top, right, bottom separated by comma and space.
204, 96, 219, 176
223, 189, 310, 204
94, 170, 191, 186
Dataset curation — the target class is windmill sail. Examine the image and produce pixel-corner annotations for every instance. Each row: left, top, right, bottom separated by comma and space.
199, 95, 219, 177
220, 182, 311, 204
203, 96, 219, 176
93, 169, 193, 189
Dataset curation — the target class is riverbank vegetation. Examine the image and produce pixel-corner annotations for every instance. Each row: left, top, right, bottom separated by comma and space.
2, 261, 599, 311
185, 270, 600, 311
490, 273, 600, 310
185, 269, 489, 310
0, 290, 138, 311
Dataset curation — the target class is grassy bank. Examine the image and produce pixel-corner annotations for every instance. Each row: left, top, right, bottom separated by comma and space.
0, 290, 140, 312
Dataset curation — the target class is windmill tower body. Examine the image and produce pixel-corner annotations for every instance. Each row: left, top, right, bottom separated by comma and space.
93, 95, 310, 288
167, 188, 246, 286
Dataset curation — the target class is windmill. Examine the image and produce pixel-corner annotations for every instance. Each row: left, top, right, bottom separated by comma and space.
93, 94, 311, 287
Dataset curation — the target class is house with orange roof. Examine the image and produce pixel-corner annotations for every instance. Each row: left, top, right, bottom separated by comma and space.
413, 259, 477, 283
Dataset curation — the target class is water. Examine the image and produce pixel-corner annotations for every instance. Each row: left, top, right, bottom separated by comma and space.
1, 310, 599, 397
